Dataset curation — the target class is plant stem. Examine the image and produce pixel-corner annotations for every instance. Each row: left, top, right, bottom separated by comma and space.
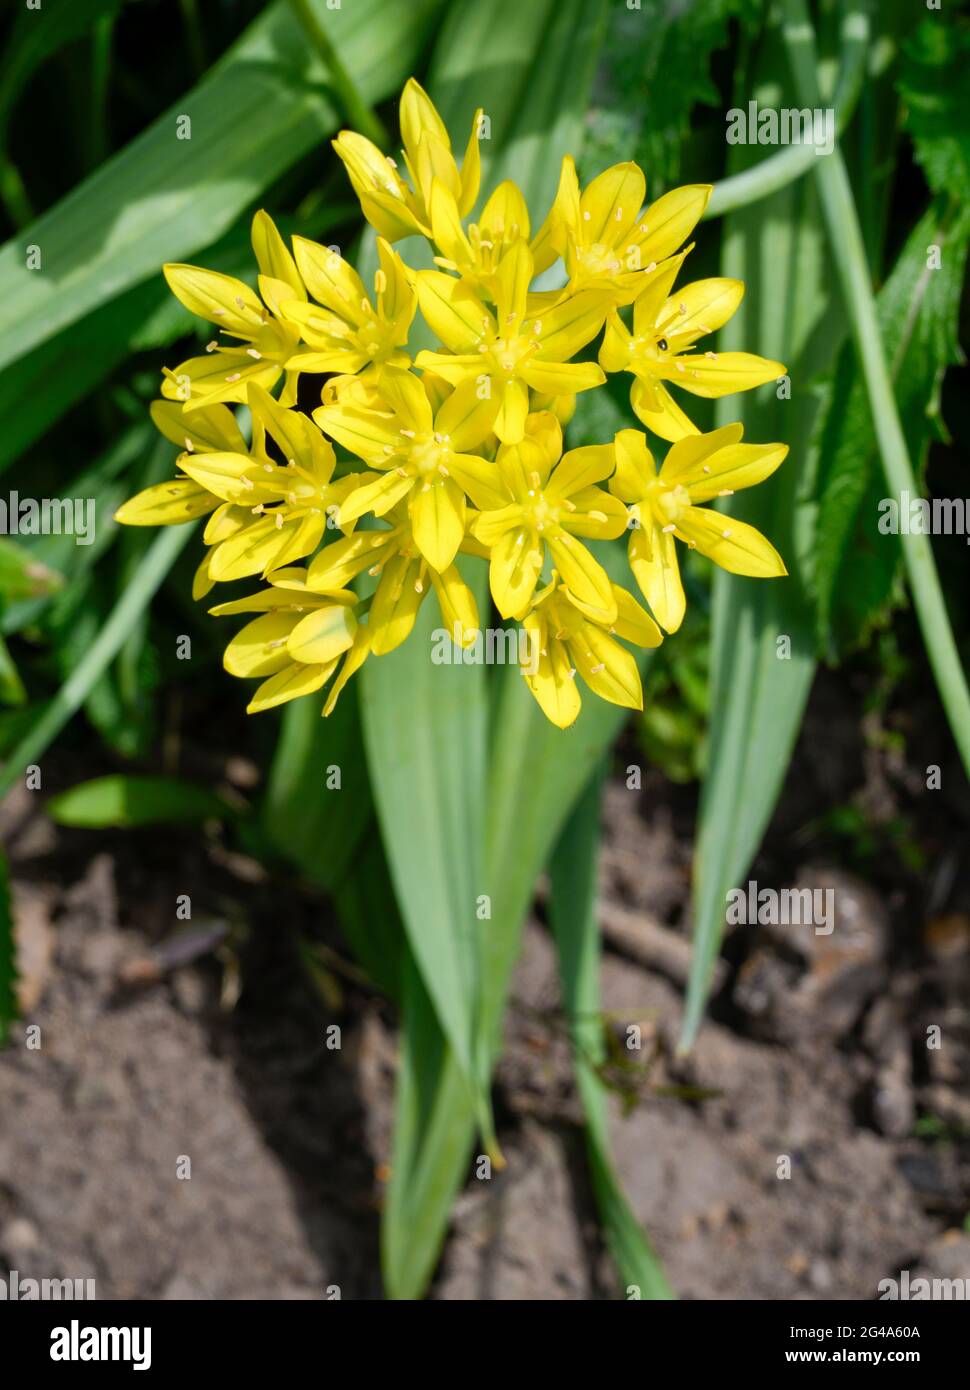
782, 0, 970, 777
706, 0, 869, 220
286, 0, 388, 149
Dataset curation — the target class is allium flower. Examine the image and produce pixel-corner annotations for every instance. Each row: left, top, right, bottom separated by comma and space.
609, 425, 788, 633
333, 77, 481, 241
161, 211, 304, 409
520, 574, 662, 729
414, 240, 608, 444
470, 411, 627, 621
599, 256, 786, 440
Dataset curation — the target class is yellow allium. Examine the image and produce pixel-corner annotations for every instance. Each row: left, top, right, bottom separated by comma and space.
161, 211, 304, 410
600, 257, 786, 440
610, 425, 788, 633
333, 77, 481, 241
414, 240, 609, 444
470, 411, 628, 622
536, 156, 712, 305
521, 574, 662, 729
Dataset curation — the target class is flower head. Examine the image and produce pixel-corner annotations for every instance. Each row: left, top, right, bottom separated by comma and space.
161, 211, 304, 410
600, 258, 787, 440
334, 78, 481, 241
521, 574, 662, 729
470, 411, 627, 621
610, 425, 788, 633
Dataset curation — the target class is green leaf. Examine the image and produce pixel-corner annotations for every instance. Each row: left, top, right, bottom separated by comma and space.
549, 766, 672, 1299
813, 200, 970, 653
0, 633, 26, 707
0, 0, 443, 377
899, 15, 970, 202
0, 846, 16, 1047
680, 15, 848, 1049
0, 0, 127, 139
0, 538, 62, 603
47, 774, 232, 828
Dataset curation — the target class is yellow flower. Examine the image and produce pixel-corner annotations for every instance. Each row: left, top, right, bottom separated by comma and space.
469, 411, 628, 622
115, 399, 246, 529
414, 239, 608, 444
135, 384, 362, 589
599, 258, 787, 441
521, 574, 662, 729
161, 211, 304, 409
428, 178, 540, 298
333, 77, 481, 241
211, 567, 368, 715
280, 236, 415, 392
609, 425, 788, 634
534, 157, 711, 305
304, 505, 482, 656
313, 367, 500, 572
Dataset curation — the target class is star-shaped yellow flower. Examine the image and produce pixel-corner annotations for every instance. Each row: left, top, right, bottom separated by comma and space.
161, 211, 304, 410
600, 257, 787, 440
610, 424, 788, 633
533, 156, 711, 305
414, 240, 608, 444
333, 77, 481, 241
469, 411, 628, 622
313, 367, 500, 572
520, 574, 662, 729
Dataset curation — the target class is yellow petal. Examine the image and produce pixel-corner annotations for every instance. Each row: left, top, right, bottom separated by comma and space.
400, 77, 451, 158
307, 529, 397, 590
670, 439, 787, 504
522, 617, 582, 728
633, 184, 711, 264
492, 239, 532, 327
630, 251, 690, 337
312, 403, 402, 464
292, 235, 368, 323
531, 156, 579, 273
223, 611, 298, 678
115, 478, 217, 526
546, 531, 616, 620
210, 514, 324, 582
570, 623, 643, 710
150, 399, 246, 454
470, 502, 525, 548
376, 237, 416, 328
489, 525, 544, 619
287, 603, 358, 664
493, 377, 530, 445
610, 428, 655, 503
415, 270, 489, 352
192, 552, 215, 600
560, 486, 629, 539
661, 351, 786, 397
480, 180, 530, 247
611, 583, 663, 648
177, 450, 257, 503
677, 506, 787, 577
630, 378, 700, 442
430, 563, 480, 645
546, 444, 615, 498
323, 627, 371, 716
579, 162, 645, 246
658, 277, 743, 348
429, 178, 471, 264
369, 552, 425, 654
629, 519, 685, 633
251, 210, 305, 301
248, 661, 334, 714
598, 311, 632, 373
378, 365, 434, 432
338, 469, 414, 526
520, 359, 605, 396
163, 264, 264, 335
458, 108, 483, 217
446, 453, 507, 511
434, 376, 500, 451
408, 475, 466, 571
161, 352, 281, 409
532, 289, 610, 361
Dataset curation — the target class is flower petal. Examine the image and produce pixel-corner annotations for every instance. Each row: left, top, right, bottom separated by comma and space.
408, 475, 466, 570
658, 277, 743, 348
247, 660, 333, 714
307, 528, 397, 590
115, 478, 218, 526
546, 444, 615, 498
150, 399, 246, 455
287, 603, 358, 664
520, 359, 605, 396
610, 428, 655, 503
369, 552, 425, 654
223, 611, 298, 678
163, 264, 264, 335
522, 615, 582, 729
628, 518, 685, 633
434, 376, 500, 451
569, 623, 643, 710
532, 289, 610, 361
663, 351, 787, 397
416, 271, 490, 352
251, 210, 305, 301
633, 184, 712, 264
489, 525, 544, 619
677, 506, 787, 577
493, 377, 530, 445
293, 235, 368, 323
580, 161, 645, 246
630, 378, 700, 442
546, 531, 616, 620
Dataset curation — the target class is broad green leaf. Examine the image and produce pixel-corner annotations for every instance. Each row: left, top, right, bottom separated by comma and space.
0, 846, 16, 1046
813, 200, 970, 654
0, 0, 127, 139
899, 16, 970, 202
380, 0, 613, 1300
47, 774, 232, 828
680, 18, 847, 1049
549, 765, 672, 1299
0, 0, 443, 377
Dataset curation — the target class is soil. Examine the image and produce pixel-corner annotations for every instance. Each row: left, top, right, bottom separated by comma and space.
2, 663, 969, 1301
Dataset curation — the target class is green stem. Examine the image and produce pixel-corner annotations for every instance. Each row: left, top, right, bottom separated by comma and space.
286, 0, 388, 148
0, 152, 32, 229
782, 0, 970, 777
0, 524, 193, 799
705, 0, 869, 220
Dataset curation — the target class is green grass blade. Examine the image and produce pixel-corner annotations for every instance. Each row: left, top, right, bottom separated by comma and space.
0, 0, 443, 376
46, 774, 232, 827
549, 767, 673, 1299
0, 523, 192, 799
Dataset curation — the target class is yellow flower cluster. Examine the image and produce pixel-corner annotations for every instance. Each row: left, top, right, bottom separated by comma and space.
117, 79, 789, 728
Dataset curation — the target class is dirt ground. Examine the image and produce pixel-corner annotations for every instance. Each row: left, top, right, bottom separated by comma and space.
2, 667, 969, 1300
